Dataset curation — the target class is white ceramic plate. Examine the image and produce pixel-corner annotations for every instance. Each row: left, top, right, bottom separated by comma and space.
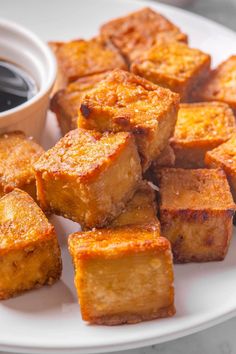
1, 0, 236, 353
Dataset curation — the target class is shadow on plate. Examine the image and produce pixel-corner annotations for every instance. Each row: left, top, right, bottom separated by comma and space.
49, 215, 81, 248
41, 111, 61, 150
2, 280, 77, 313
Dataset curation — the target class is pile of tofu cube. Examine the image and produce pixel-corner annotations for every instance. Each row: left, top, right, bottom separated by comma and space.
1, 7, 236, 326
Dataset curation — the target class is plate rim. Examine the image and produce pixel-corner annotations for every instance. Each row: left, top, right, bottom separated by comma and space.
1, 309, 236, 354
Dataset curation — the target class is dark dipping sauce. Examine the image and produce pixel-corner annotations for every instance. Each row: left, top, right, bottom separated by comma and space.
0, 60, 37, 113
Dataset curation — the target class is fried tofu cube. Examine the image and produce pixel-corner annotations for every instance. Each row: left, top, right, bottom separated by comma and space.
170, 102, 236, 168
205, 134, 236, 201
131, 41, 211, 102
194, 56, 236, 112
78, 69, 179, 171
0, 189, 62, 299
50, 37, 127, 90
0, 131, 44, 200
50, 72, 110, 135
110, 181, 160, 230
34, 128, 141, 228
157, 168, 235, 263
153, 144, 175, 168
100, 7, 187, 63
144, 144, 175, 183
68, 226, 175, 325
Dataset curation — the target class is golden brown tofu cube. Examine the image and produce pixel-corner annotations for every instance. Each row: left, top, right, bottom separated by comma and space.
50, 37, 127, 90
68, 226, 175, 325
157, 168, 235, 263
50, 72, 110, 135
0, 131, 44, 200
131, 41, 211, 102
100, 7, 187, 63
144, 144, 175, 183
194, 56, 236, 112
34, 128, 141, 229
110, 181, 160, 230
170, 102, 236, 168
205, 134, 236, 201
0, 189, 62, 299
153, 144, 175, 168
78, 69, 179, 171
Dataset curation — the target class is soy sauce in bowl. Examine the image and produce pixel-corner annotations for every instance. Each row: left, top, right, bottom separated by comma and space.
0, 60, 37, 113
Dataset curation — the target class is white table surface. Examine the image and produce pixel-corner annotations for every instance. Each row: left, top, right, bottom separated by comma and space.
1, 0, 236, 353
185, 0, 236, 31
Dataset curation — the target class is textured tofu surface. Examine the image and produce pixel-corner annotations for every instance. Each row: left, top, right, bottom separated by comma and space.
205, 135, 236, 201
34, 128, 141, 228
51, 72, 110, 135
157, 168, 235, 263
100, 7, 187, 62
194, 56, 236, 111
153, 144, 175, 168
158, 168, 234, 210
144, 144, 175, 183
0, 189, 62, 299
69, 226, 175, 325
144, 144, 175, 184
50, 37, 127, 89
0, 131, 44, 200
110, 181, 160, 229
171, 102, 236, 168
78, 69, 179, 171
131, 41, 211, 101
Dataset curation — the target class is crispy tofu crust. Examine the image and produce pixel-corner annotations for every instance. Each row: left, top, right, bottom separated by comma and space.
68, 226, 175, 325
34, 128, 141, 228
0, 131, 44, 200
153, 144, 175, 168
170, 102, 236, 168
131, 41, 211, 101
50, 72, 110, 135
157, 168, 235, 263
78, 69, 179, 171
205, 134, 236, 201
100, 7, 187, 63
194, 56, 236, 112
158, 168, 234, 210
144, 144, 175, 183
110, 181, 160, 230
0, 189, 62, 299
49, 37, 127, 90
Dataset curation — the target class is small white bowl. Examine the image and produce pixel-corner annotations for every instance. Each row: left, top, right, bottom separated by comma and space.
0, 19, 56, 141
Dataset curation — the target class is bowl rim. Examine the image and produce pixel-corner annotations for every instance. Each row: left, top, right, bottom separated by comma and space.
0, 18, 57, 119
